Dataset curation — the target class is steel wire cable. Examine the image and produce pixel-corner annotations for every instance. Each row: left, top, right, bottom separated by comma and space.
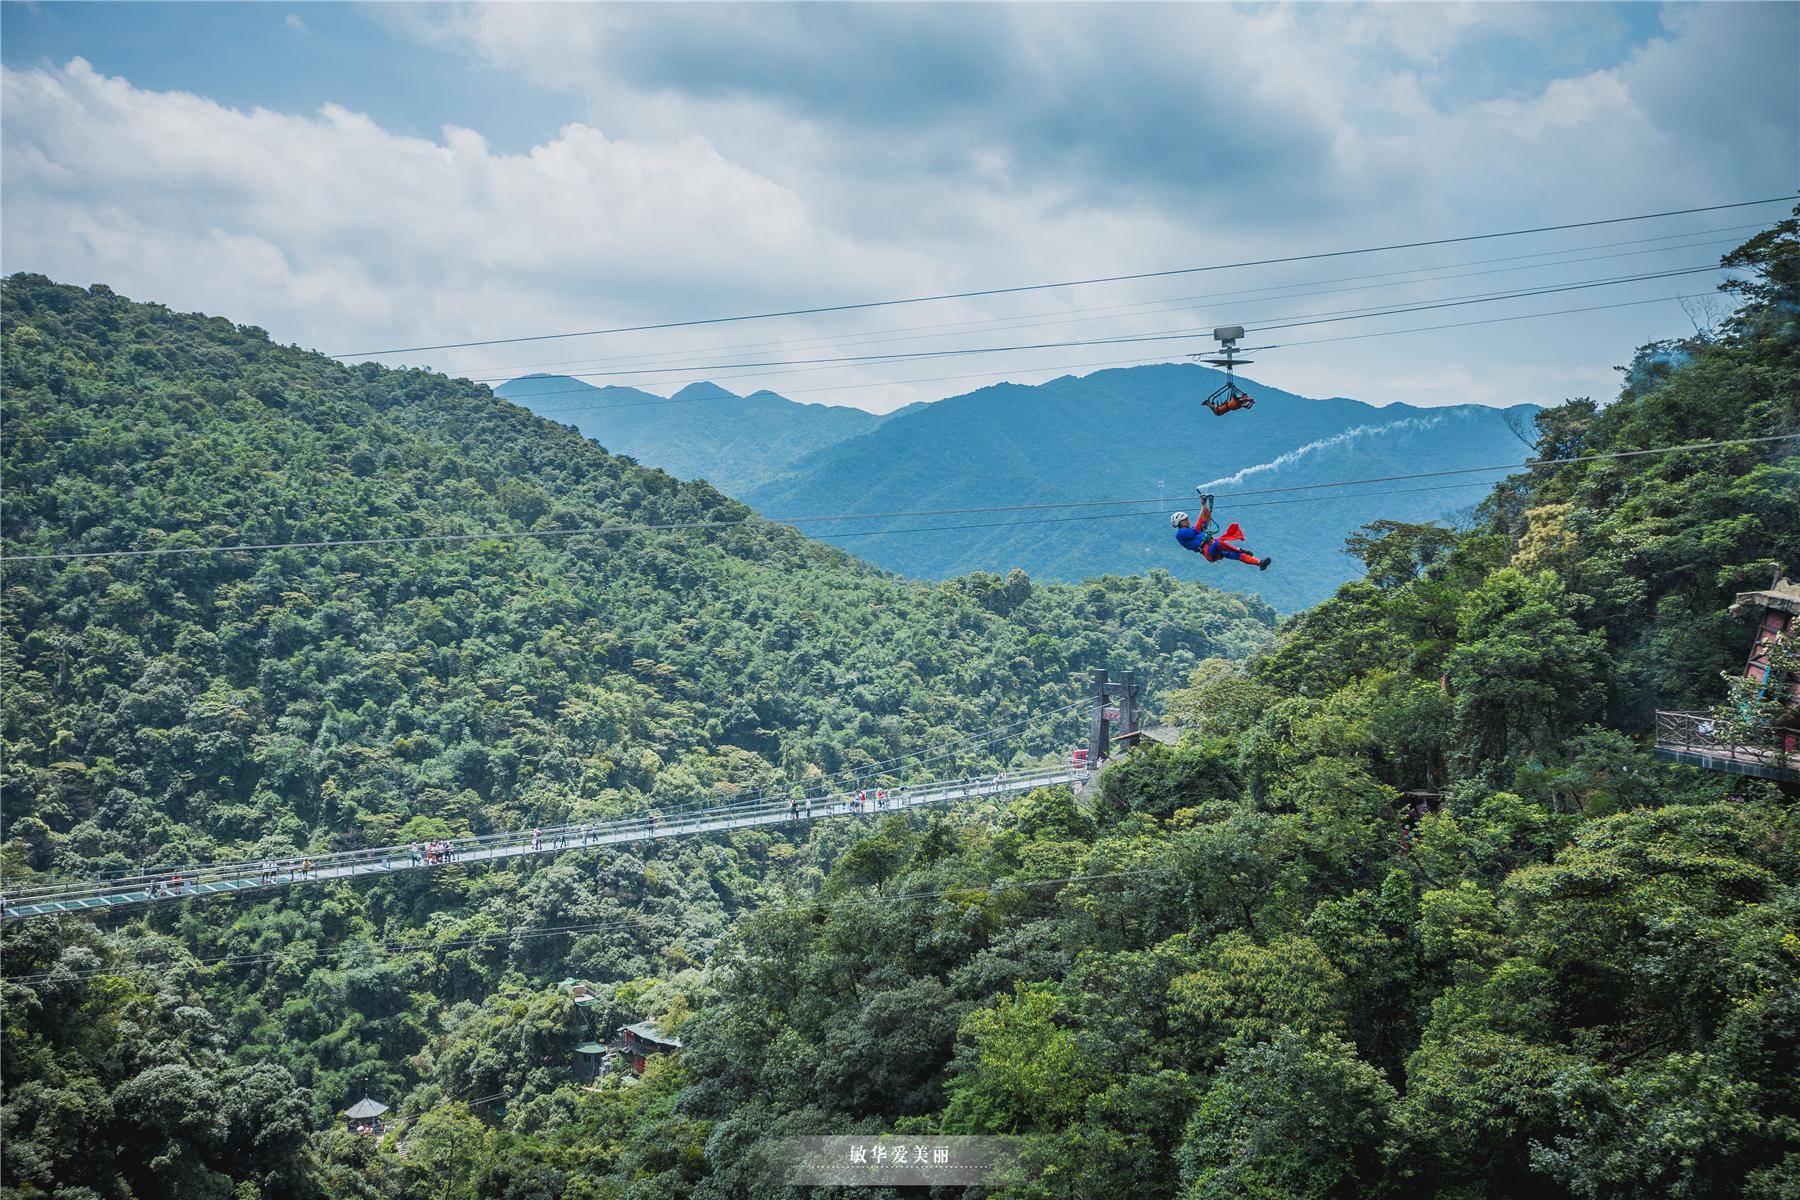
328, 196, 1792, 357
498, 272, 1728, 412
808, 478, 1513, 543
0, 735, 1068, 899
5, 434, 1793, 565
0, 697, 1089, 892
0, 766, 1080, 916
456, 264, 1728, 385
0, 285, 1730, 445
455, 226, 1757, 384
470, 291, 1715, 410
693, 291, 1720, 401
0, 640, 1095, 899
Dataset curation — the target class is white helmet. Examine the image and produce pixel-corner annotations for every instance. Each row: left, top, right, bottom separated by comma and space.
1170, 511, 1189, 528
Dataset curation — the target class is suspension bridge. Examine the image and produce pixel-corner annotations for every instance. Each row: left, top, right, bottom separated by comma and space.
0, 667, 1146, 922
0, 765, 1092, 920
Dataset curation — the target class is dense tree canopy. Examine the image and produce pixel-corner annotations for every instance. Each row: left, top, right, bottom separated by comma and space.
2, 211, 1797, 1198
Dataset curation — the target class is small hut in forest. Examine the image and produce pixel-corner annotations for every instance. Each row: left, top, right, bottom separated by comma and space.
573, 1041, 608, 1084
619, 1020, 682, 1075
343, 1097, 389, 1135
560, 979, 601, 1028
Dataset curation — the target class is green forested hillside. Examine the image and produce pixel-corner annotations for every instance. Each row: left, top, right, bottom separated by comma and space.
1, 211, 1798, 1200
0, 274, 1270, 878
0, 273, 1271, 1198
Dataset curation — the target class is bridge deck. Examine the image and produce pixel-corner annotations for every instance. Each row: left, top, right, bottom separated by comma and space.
1, 767, 1085, 920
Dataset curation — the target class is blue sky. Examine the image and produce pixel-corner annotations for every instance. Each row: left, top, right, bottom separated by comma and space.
3, 3, 578, 151
2, 3, 1795, 413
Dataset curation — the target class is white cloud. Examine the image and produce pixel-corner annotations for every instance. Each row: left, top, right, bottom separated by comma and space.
0, 57, 942, 377
0, 3, 1792, 416
284, 13, 306, 35
371, 3, 1793, 283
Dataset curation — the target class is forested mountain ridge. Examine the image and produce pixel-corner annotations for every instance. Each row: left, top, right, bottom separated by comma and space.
502, 362, 1542, 612
0, 272, 1272, 1198
1, 210, 1797, 1200
743, 367, 1540, 610
0, 273, 1271, 872
511, 361, 1548, 611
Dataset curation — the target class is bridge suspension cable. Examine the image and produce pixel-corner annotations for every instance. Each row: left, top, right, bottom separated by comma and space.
1, 695, 1090, 893
0, 765, 1088, 920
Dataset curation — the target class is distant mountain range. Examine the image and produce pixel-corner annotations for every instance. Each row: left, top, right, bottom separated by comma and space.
499, 365, 1540, 610
496, 376, 892, 496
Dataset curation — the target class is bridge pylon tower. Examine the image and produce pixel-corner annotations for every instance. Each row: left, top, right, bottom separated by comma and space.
1086, 668, 1140, 766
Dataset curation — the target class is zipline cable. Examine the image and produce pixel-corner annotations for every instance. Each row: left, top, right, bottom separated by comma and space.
6, 434, 1794, 564
701, 292, 1720, 402
810, 479, 1511, 543
455, 226, 1760, 381
459, 264, 1728, 384
510, 289, 1713, 412
328, 196, 1791, 357
2, 290, 1711, 444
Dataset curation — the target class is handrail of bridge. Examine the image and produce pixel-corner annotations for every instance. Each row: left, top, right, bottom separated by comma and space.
3, 783, 788, 901
0, 767, 1082, 915
2, 697, 1095, 896
1654, 710, 1797, 769
0, 766, 1089, 920
0, 765, 1061, 903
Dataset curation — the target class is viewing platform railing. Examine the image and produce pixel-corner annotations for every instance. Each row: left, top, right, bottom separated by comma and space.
1653, 710, 1799, 782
